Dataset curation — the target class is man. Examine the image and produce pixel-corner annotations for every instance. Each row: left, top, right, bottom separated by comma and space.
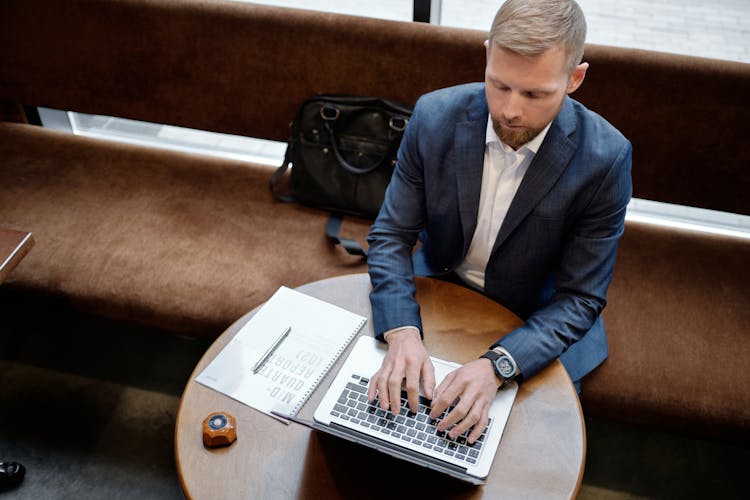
366, 0, 632, 445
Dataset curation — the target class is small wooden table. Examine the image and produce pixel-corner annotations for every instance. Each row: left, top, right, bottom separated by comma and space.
176, 274, 585, 499
0, 227, 34, 284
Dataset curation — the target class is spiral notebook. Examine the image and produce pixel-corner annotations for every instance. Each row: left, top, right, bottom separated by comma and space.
195, 286, 366, 419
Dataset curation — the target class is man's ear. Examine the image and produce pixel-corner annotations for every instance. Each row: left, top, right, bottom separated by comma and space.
567, 62, 589, 94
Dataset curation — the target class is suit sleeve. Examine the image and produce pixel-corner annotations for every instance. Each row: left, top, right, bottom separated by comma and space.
495, 139, 633, 380
366, 98, 429, 340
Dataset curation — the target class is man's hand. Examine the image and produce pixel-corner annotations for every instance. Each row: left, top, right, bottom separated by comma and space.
367, 328, 435, 415
428, 358, 502, 444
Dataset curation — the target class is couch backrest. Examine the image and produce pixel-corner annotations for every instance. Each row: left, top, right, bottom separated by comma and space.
1, 0, 749, 215
575, 47, 750, 216
0, 0, 485, 140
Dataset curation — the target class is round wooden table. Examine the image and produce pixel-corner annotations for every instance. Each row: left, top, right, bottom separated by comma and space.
175, 274, 585, 499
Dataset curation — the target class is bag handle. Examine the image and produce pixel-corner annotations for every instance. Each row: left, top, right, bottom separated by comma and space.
320, 104, 407, 175
269, 144, 295, 203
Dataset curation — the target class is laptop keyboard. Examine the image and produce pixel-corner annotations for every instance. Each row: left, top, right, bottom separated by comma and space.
329, 374, 491, 466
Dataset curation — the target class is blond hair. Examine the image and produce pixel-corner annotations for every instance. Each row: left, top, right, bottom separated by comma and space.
489, 0, 587, 73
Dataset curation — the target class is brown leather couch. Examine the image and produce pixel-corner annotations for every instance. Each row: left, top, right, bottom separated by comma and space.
1, 0, 748, 439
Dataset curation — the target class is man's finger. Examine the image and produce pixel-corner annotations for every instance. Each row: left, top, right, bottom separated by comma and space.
447, 401, 481, 439
367, 368, 381, 402
438, 399, 469, 432
467, 412, 489, 444
387, 369, 404, 414
430, 389, 460, 421
421, 358, 436, 401
405, 358, 422, 412
429, 370, 457, 418
377, 368, 393, 411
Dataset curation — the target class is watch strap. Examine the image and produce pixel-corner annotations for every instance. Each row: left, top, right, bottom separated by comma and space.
481, 346, 518, 383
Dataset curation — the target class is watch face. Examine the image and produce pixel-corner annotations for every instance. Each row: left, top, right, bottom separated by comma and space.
496, 356, 515, 378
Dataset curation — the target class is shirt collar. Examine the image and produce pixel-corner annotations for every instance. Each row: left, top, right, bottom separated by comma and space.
485, 116, 552, 155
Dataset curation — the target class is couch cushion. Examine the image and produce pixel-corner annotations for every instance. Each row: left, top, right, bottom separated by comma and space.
583, 222, 750, 437
0, 123, 369, 336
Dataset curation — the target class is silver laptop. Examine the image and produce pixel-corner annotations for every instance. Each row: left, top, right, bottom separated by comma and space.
303, 335, 517, 485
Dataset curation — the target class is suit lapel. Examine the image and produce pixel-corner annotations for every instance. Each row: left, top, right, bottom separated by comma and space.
454, 118, 487, 251
450, 87, 489, 253
491, 97, 578, 253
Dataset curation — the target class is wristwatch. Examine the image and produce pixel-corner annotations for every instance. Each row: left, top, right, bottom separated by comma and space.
480, 347, 518, 385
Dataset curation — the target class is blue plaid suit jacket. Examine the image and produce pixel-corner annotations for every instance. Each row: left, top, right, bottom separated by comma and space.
367, 83, 632, 382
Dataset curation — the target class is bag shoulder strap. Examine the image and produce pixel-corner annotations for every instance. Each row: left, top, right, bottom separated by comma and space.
325, 213, 367, 258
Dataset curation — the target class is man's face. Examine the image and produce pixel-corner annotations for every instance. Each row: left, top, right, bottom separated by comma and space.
484, 42, 587, 150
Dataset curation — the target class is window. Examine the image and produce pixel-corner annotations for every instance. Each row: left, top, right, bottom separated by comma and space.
237, 0, 749, 64
439, 0, 748, 64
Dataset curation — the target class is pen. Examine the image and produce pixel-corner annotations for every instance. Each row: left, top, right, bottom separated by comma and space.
252, 326, 291, 374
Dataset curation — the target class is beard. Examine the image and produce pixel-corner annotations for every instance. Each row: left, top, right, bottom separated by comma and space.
492, 117, 545, 151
